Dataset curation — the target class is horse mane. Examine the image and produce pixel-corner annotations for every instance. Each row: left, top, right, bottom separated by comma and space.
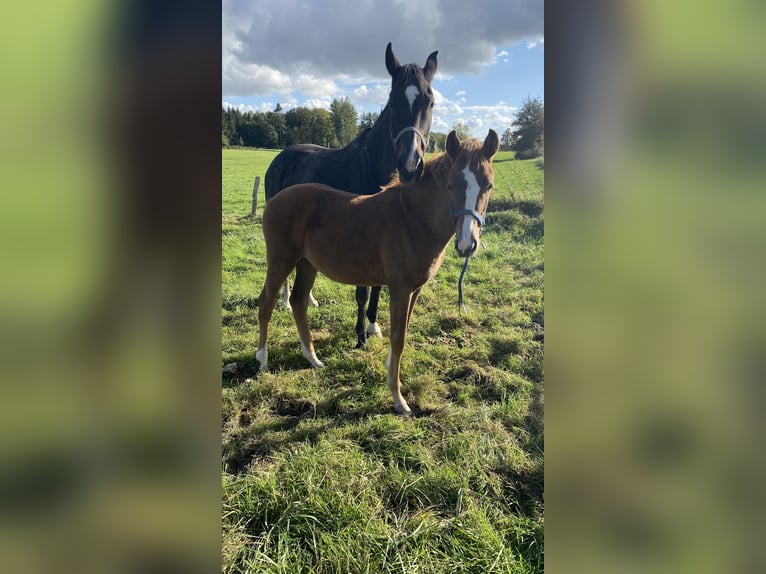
379, 152, 449, 192
379, 137, 485, 193
396, 63, 424, 87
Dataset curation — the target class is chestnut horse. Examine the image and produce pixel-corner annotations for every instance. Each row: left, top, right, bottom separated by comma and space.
264, 42, 438, 349
256, 129, 499, 414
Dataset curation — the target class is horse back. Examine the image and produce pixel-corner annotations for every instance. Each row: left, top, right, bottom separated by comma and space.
264, 141, 382, 201
265, 144, 331, 200
262, 182, 393, 284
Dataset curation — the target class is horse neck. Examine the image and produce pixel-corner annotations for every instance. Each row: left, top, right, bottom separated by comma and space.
399, 155, 455, 243
360, 104, 397, 184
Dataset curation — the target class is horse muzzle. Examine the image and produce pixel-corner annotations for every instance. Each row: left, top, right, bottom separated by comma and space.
453, 209, 484, 258
397, 152, 423, 183
455, 237, 478, 258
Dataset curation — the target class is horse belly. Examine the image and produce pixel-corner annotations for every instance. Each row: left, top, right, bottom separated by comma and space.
303, 234, 384, 287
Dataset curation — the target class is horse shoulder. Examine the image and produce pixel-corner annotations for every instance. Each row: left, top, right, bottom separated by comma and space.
266, 145, 336, 196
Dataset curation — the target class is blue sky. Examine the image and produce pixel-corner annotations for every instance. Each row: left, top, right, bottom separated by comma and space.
222, 0, 543, 138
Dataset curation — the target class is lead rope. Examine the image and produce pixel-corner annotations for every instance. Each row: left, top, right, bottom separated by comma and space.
452, 208, 485, 314
457, 256, 470, 314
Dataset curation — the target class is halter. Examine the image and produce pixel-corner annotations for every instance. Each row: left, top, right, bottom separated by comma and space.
451, 209, 485, 314
451, 209, 485, 228
388, 108, 429, 154
391, 125, 429, 152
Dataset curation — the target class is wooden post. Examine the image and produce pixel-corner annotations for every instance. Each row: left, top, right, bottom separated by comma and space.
251, 176, 260, 216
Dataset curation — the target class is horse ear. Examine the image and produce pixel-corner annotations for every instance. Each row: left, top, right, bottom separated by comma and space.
483, 129, 499, 159
385, 42, 401, 78
446, 130, 461, 159
423, 50, 438, 83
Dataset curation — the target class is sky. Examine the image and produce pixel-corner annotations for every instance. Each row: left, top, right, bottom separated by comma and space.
222, 0, 544, 139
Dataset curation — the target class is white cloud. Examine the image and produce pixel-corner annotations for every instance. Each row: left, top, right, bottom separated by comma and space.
302, 98, 332, 110
223, 0, 543, 96
432, 115, 449, 130
492, 49, 511, 64
222, 54, 340, 100
433, 71, 454, 82
433, 87, 464, 116
351, 83, 391, 105
222, 55, 292, 97
430, 99, 517, 138
221, 2, 541, 138
222, 101, 256, 113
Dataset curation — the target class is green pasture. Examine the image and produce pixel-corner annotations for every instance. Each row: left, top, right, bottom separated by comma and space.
222, 146, 544, 573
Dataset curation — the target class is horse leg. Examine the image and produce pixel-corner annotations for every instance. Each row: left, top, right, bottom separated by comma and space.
256, 262, 295, 372
366, 286, 383, 338
308, 290, 320, 308
291, 258, 323, 368
354, 286, 370, 349
281, 278, 292, 312
385, 286, 422, 370
406, 286, 423, 327
385, 287, 413, 415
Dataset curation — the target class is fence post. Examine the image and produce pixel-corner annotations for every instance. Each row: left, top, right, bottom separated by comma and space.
251, 176, 260, 216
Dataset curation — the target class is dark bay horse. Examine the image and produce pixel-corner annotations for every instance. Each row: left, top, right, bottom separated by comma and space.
264, 42, 438, 348
256, 129, 499, 414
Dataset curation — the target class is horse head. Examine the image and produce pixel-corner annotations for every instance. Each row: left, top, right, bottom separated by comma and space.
385, 43, 438, 183
446, 129, 499, 258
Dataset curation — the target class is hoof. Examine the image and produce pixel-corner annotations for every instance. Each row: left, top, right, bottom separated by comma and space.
309, 292, 320, 307
366, 322, 382, 337
393, 397, 411, 415
301, 345, 324, 369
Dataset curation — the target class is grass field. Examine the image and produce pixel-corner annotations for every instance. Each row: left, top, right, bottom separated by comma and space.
222, 146, 544, 573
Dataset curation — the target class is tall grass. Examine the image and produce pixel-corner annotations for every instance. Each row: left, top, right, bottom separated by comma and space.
222, 147, 544, 573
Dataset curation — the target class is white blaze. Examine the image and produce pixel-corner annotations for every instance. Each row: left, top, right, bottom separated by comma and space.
457, 165, 480, 253
404, 84, 419, 111
402, 85, 422, 172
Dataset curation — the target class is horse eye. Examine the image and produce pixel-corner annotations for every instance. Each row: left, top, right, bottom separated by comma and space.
487, 183, 493, 190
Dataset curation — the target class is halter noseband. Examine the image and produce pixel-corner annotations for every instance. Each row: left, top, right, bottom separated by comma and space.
388, 109, 429, 153
451, 209, 485, 228
391, 125, 429, 154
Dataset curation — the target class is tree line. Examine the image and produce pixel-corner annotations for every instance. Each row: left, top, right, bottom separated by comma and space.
223, 95, 543, 160
222, 98, 378, 149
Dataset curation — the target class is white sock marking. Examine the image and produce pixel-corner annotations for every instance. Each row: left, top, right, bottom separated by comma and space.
255, 346, 268, 372
282, 281, 292, 311
301, 343, 324, 368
